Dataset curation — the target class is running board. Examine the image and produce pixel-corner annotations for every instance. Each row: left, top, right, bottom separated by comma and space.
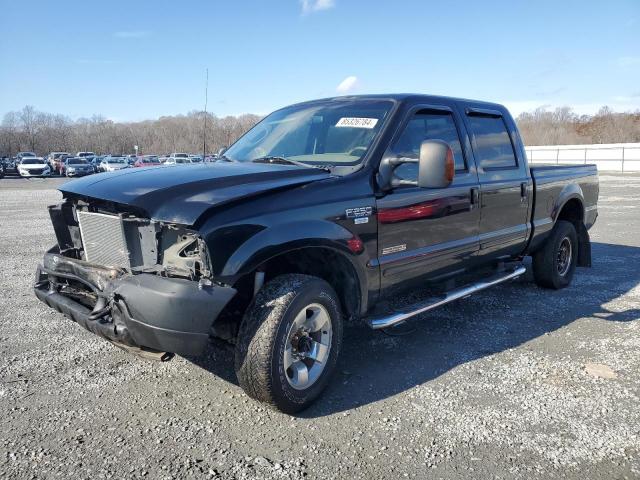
367, 265, 527, 330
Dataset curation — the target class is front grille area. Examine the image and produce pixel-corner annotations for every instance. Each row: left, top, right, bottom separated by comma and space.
77, 211, 131, 268
28, 168, 44, 175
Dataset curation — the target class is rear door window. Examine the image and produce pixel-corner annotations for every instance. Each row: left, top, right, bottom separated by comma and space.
466, 114, 517, 169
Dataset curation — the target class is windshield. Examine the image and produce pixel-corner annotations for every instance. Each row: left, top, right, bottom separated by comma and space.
69, 159, 88, 165
224, 100, 393, 167
108, 158, 126, 164
173, 153, 188, 158
22, 159, 44, 165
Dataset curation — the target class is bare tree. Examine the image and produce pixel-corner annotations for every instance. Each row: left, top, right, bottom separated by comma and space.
2, 104, 637, 157
516, 106, 640, 145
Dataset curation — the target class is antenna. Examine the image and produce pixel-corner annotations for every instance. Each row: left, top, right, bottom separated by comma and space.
203, 68, 208, 158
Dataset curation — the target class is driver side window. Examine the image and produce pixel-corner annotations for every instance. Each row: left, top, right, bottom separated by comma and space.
389, 111, 466, 181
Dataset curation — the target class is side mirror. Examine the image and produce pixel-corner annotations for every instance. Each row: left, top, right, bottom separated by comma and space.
417, 140, 454, 189
217, 147, 227, 156
377, 139, 454, 191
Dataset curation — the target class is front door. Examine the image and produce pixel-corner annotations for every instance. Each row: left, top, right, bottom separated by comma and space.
376, 105, 480, 292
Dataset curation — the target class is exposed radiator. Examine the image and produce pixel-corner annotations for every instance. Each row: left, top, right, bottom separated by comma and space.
77, 211, 131, 268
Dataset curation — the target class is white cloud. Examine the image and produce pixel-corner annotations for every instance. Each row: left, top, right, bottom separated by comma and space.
336, 76, 358, 94
300, 0, 335, 15
113, 31, 150, 39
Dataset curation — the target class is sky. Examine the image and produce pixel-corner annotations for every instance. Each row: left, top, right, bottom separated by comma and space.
1, 0, 639, 122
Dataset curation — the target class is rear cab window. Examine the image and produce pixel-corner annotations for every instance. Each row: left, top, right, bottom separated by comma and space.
466, 111, 518, 170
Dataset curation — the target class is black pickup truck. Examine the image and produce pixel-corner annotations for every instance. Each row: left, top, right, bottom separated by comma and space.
34, 94, 598, 412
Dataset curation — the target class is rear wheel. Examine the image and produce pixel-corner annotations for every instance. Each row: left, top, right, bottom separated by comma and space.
234, 274, 343, 414
532, 220, 578, 289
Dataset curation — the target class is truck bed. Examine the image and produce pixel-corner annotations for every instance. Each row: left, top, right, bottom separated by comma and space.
529, 164, 599, 252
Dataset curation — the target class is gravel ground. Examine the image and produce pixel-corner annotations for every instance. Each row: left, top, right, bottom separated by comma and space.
0, 174, 639, 479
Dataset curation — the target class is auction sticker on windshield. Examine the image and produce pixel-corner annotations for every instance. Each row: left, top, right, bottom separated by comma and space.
335, 117, 379, 129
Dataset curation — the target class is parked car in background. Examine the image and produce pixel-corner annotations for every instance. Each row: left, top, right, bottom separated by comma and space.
164, 156, 192, 165
58, 158, 71, 176
76, 151, 96, 158
46, 152, 70, 166
17, 157, 51, 177
189, 155, 203, 163
53, 154, 73, 175
90, 156, 104, 172
64, 157, 93, 177
122, 155, 137, 166
2, 157, 17, 175
99, 156, 129, 172
15, 152, 37, 163
169, 153, 189, 161
133, 155, 162, 168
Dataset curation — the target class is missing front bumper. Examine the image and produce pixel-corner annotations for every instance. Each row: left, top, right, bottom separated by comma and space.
34, 253, 236, 356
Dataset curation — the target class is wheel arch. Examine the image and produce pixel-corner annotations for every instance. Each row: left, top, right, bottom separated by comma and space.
257, 245, 365, 319
210, 221, 369, 342
554, 195, 591, 268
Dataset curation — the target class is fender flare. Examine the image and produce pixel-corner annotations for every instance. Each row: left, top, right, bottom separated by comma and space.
551, 185, 591, 267
551, 183, 585, 224
217, 220, 370, 313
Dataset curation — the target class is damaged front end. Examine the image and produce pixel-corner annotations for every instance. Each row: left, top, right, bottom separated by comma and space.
34, 199, 236, 357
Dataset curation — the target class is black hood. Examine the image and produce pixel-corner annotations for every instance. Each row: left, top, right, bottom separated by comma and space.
60, 162, 330, 225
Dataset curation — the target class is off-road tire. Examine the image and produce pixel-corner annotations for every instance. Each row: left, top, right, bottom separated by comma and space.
532, 220, 578, 289
234, 274, 343, 414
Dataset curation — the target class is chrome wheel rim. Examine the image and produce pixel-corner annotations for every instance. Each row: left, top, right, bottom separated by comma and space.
284, 303, 332, 390
557, 237, 572, 276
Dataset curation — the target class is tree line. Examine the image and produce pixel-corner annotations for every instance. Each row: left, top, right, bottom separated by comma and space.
0, 106, 262, 157
1, 105, 639, 157
514, 106, 640, 146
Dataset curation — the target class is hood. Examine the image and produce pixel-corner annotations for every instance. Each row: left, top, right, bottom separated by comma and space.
20, 163, 48, 169
60, 162, 331, 225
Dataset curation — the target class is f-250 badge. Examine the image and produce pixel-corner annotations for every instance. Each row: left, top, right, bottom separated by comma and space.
345, 206, 372, 225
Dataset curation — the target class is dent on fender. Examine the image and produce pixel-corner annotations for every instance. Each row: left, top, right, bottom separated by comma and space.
218, 220, 359, 278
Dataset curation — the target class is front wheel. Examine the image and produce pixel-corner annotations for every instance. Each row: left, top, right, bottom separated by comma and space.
532, 220, 578, 289
234, 274, 343, 414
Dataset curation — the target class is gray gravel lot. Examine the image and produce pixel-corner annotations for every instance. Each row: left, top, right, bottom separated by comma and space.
1, 174, 639, 479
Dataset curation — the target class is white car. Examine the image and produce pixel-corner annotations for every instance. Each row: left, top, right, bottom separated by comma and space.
18, 157, 51, 177
168, 153, 189, 160
99, 156, 129, 172
165, 157, 192, 165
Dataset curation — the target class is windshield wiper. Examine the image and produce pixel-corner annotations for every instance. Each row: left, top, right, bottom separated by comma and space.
251, 156, 332, 172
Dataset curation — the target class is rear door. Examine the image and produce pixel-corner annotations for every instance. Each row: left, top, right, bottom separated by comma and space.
461, 105, 530, 259
376, 103, 480, 291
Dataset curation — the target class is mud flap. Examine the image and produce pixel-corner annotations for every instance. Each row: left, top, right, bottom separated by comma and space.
577, 223, 592, 267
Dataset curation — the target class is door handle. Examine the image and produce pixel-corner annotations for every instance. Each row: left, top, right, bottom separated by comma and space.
520, 182, 528, 197
470, 187, 480, 209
